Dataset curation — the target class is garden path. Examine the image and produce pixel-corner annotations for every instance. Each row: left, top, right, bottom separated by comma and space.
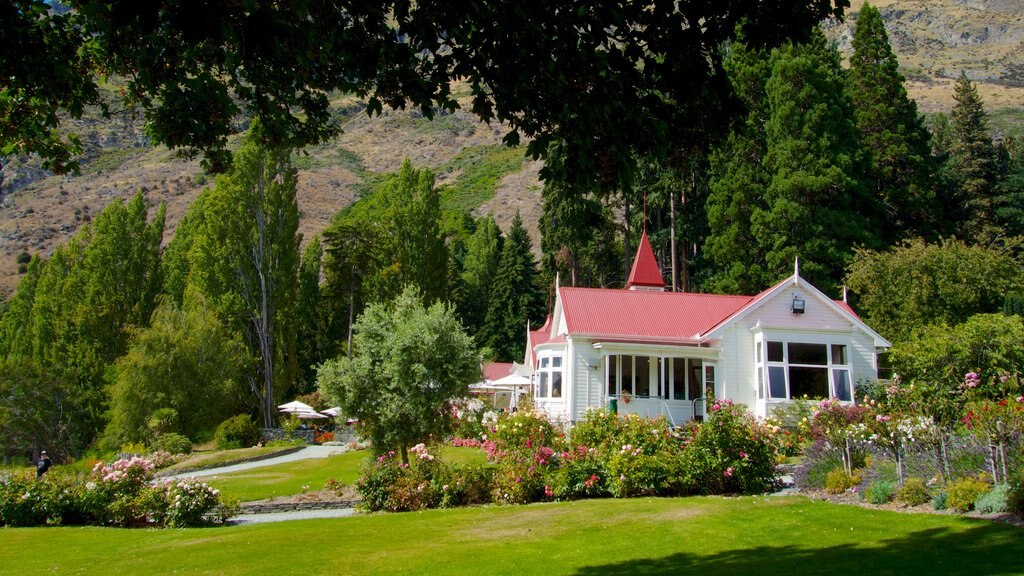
229, 508, 356, 525
164, 445, 349, 480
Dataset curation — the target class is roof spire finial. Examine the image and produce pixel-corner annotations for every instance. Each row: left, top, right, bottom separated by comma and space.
794, 256, 800, 286
843, 285, 848, 303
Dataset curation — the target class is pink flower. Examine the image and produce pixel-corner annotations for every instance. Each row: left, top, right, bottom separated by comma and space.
724, 467, 734, 478
739, 451, 748, 459
1016, 396, 1024, 403
712, 403, 721, 412
876, 414, 891, 422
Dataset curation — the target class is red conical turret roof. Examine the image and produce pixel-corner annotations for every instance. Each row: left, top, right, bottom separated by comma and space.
625, 230, 665, 290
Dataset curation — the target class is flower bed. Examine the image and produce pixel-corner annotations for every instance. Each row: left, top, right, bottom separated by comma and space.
0, 454, 238, 528
356, 401, 782, 512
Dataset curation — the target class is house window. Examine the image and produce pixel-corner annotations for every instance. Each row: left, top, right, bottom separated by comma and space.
663, 358, 703, 401
605, 355, 656, 398
536, 355, 563, 399
764, 340, 851, 401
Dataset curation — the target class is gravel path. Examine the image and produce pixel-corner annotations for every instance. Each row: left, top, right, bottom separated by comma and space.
229, 507, 356, 525
165, 445, 349, 480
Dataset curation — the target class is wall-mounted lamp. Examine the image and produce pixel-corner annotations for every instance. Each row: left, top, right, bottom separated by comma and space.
792, 295, 806, 314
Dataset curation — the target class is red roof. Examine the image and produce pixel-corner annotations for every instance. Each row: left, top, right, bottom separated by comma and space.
559, 287, 753, 341
482, 362, 514, 382
625, 230, 665, 289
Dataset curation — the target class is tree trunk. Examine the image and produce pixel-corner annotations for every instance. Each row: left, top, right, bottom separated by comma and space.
670, 188, 678, 291
400, 442, 409, 465
347, 270, 356, 356
623, 201, 631, 283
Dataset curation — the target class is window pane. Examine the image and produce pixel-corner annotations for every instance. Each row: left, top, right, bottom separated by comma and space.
607, 355, 617, 395
767, 341, 784, 362
834, 369, 851, 401
541, 357, 550, 368
673, 359, 686, 400
789, 343, 827, 365
635, 357, 650, 396
789, 366, 828, 398
539, 372, 549, 398
757, 369, 764, 400
831, 344, 847, 365
552, 356, 562, 368
621, 356, 633, 395
689, 360, 703, 400
769, 366, 787, 399
756, 341, 762, 364
551, 372, 562, 398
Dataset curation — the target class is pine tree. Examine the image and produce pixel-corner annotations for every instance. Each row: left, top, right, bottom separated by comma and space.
847, 2, 940, 240
949, 73, 998, 237
459, 217, 502, 336
481, 212, 546, 362
705, 38, 773, 294
756, 31, 881, 294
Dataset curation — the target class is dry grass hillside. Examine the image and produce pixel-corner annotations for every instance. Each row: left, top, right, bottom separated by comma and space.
1, 2, 1023, 298
0, 89, 544, 298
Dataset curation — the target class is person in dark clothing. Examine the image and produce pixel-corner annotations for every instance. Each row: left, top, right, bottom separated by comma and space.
36, 451, 51, 478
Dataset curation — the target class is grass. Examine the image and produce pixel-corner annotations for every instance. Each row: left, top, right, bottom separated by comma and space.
205, 446, 487, 502
159, 446, 299, 475
438, 144, 527, 212
0, 496, 1020, 575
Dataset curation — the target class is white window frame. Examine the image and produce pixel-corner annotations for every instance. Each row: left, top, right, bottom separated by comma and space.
756, 335, 852, 401
535, 353, 564, 401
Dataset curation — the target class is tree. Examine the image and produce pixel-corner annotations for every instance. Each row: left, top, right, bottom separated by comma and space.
317, 285, 479, 464
845, 238, 1024, 342
189, 126, 300, 428
481, 212, 546, 362
0, 193, 165, 452
10, 1, 846, 182
949, 73, 998, 237
754, 32, 880, 294
705, 37, 774, 294
847, 2, 940, 241
0, 357, 76, 461
292, 237, 334, 394
102, 290, 248, 447
368, 160, 448, 304
459, 217, 502, 335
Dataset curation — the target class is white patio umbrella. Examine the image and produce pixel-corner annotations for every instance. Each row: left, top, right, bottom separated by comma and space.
293, 409, 328, 420
278, 400, 316, 414
321, 406, 342, 417
490, 373, 532, 409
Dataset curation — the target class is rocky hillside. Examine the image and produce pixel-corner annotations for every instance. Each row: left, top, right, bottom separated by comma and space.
1, 1, 1022, 298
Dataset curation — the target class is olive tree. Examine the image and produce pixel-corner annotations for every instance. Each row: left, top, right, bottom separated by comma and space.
317, 285, 480, 464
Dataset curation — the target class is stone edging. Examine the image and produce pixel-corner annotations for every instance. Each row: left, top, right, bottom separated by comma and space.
156, 446, 306, 477
239, 500, 360, 514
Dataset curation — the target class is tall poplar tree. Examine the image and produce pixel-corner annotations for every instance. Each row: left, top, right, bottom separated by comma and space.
481, 212, 545, 362
189, 127, 300, 428
847, 2, 940, 240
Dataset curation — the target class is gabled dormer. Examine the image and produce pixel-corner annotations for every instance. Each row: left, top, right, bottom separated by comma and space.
625, 230, 666, 291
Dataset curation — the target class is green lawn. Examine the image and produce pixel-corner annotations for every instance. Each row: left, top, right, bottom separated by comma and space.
0, 496, 1019, 575
205, 446, 487, 502
159, 446, 298, 475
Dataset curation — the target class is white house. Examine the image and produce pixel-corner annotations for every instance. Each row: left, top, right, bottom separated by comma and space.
524, 231, 891, 425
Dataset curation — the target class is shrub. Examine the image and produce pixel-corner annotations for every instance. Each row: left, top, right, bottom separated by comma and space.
551, 447, 609, 500
147, 408, 180, 437
947, 477, 991, 512
932, 491, 948, 511
825, 467, 861, 494
1008, 470, 1024, 515
896, 477, 932, 506
163, 479, 224, 527
679, 400, 779, 495
974, 483, 1010, 514
151, 433, 192, 455
864, 479, 897, 505
215, 415, 261, 450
